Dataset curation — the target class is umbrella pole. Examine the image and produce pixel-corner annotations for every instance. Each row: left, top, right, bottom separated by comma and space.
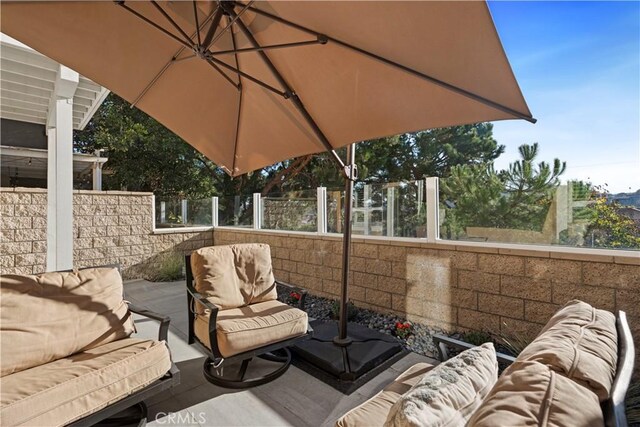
334, 143, 356, 345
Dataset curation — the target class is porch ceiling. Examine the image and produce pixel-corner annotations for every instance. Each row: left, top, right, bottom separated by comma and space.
0, 34, 109, 130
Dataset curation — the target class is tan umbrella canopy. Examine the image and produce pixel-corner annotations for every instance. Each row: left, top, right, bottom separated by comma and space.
1, 1, 533, 177
2, 1, 534, 381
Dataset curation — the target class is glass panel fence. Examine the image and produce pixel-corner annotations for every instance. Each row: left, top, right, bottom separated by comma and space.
218, 194, 253, 228
261, 190, 317, 232
155, 197, 213, 228
439, 180, 639, 250
327, 180, 426, 238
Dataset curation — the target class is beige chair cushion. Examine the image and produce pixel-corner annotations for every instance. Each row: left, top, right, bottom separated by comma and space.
336, 363, 434, 427
384, 343, 498, 427
0, 338, 171, 427
191, 244, 277, 310
0, 267, 135, 377
194, 299, 308, 357
468, 360, 604, 427
517, 299, 617, 401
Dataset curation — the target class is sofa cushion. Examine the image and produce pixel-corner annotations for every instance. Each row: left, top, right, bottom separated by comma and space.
384, 343, 498, 427
0, 338, 171, 427
517, 299, 617, 401
194, 299, 308, 357
467, 360, 604, 427
191, 244, 277, 310
0, 267, 135, 376
336, 363, 434, 427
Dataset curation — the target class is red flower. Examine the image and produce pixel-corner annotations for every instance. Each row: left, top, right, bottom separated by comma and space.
395, 321, 403, 329
289, 291, 301, 301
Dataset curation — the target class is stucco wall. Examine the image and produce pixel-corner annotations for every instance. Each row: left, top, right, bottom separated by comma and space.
1, 187, 212, 278
213, 228, 640, 347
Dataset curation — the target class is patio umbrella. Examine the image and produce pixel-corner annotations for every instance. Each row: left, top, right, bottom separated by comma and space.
1, 0, 534, 382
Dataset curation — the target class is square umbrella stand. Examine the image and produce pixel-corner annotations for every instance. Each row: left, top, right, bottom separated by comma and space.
291, 320, 405, 394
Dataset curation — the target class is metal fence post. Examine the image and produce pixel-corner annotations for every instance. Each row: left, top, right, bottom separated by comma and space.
317, 187, 327, 234
386, 186, 395, 237
425, 177, 439, 242
212, 196, 219, 227
181, 199, 188, 224
253, 193, 262, 229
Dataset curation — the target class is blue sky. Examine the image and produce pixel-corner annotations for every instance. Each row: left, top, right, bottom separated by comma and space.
488, 1, 639, 193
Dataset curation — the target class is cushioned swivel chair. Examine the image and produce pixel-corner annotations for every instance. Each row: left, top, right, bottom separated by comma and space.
186, 243, 311, 388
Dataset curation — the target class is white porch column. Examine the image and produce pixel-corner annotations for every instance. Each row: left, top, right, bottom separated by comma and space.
46, 66, 78, 271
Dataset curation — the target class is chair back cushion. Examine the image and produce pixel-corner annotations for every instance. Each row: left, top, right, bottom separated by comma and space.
516, 299, 617, 401
384, 342, 498, 427
467, 361, 604, 427
191, 244, 277, 310
0, 267, 135, 377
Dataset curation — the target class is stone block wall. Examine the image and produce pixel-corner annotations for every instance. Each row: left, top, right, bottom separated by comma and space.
1, 187, 212, 278
0, 188, 47, 274
213, 228, 640, 347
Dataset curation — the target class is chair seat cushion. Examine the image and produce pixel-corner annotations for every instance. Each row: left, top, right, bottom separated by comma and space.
195, 299, 308, 357
0, 338, 171, 427
335, 363, 434, 427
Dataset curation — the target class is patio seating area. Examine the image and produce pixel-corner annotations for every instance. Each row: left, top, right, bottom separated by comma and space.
125, 278, 436, 426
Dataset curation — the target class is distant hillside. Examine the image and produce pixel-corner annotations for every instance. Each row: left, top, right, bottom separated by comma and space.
609, 189, 640, 208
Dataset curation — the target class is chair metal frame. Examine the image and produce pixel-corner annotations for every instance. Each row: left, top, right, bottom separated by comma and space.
432, 310, 635, 427
185, 254, 312, 389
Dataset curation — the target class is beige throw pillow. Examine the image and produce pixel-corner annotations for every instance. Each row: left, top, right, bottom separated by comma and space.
0, 267, 135, 376
384, 342, 498, 427
468, 361, 604, 427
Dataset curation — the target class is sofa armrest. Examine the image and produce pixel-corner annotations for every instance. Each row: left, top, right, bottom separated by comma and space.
432, 333, 517, 365
127, 303, 171, 343
276, 280, 308, 310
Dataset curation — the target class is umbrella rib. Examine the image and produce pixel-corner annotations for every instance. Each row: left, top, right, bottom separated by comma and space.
205, 56, 285, 97
202, 6, 225, 51
208, 38, 326, 56
192, 1, 202, 46
130, 7, 237, 107
236, 2, 536, 124
204, 0, 255, 51
117, 2, 193, 50
150, 1, 194, 46
224, 3, 346, 170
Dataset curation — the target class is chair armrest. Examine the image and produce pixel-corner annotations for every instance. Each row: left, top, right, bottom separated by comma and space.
432, 333, 517, 365
276, 280, 308, 310
127, 303, 171, 343
185, 282, 222, 358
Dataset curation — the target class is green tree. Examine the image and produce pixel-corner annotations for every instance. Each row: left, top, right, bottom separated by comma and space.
261, 123, 504, 193
440, 143, 566, 237
584, 195, 640, 249
74, 94, 266, 200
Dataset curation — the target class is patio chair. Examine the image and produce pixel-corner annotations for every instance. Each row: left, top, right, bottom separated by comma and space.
185, 243, 311, 389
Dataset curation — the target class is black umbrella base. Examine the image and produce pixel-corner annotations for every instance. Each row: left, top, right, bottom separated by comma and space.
291, 320, 406, 395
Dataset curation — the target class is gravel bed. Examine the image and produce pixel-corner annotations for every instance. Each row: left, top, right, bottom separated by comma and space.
277, 285, 445, 359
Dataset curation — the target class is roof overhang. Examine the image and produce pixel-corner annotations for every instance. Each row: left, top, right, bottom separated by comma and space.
1, 145, 108, 181
0, 33, 109, 130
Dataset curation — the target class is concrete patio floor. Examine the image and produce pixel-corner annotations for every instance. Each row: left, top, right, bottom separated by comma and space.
125, 279, 438, 427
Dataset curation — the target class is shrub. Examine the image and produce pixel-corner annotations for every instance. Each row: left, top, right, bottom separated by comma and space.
463, 331, 492, 346
147, 251, 184, 282
330, 300, 358, 321
626, 381, 640, 426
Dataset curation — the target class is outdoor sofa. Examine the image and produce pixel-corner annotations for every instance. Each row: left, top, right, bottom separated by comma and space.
336, 300, 635, 427
0, 266, 179, 426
